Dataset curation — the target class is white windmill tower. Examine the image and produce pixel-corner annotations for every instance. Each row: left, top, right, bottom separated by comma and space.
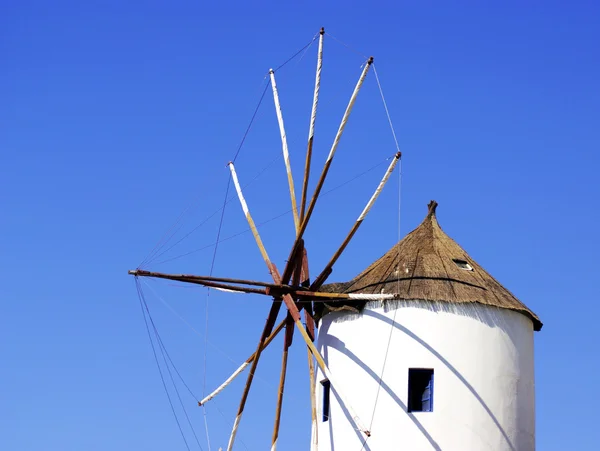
314, 200, 542, 450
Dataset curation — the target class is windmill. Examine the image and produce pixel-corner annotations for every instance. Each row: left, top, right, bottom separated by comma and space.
130, 27, 542, 451
129, 28, 401, 451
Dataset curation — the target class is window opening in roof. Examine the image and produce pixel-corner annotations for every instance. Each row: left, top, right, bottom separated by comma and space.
408, 369, 434, 412
453, 259, 473, 271
321, 379, 331, 422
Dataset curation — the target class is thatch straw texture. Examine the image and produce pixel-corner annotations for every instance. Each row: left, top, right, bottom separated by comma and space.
318, 201, 542, 331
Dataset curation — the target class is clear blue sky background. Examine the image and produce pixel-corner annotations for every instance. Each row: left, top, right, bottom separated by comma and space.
3, 1, 599, 450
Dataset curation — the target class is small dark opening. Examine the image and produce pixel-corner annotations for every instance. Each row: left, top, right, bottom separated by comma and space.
408, 369, 434, 412
321, 379, 331, 422
452, 259, 473, 271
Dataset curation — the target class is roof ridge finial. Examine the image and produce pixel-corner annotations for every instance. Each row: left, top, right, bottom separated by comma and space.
427, 200, 438, 218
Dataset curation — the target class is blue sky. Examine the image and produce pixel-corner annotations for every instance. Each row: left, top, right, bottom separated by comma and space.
2, 1, 599, 450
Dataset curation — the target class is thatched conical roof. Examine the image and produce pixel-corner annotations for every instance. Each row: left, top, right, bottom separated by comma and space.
319, 201, 542, 331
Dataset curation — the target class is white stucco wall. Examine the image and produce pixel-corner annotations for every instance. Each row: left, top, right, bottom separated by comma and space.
314, 300, 535, 451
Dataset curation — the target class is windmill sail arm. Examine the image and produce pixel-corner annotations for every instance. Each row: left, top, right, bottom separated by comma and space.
269, 69, 300, 232
228, 162, 273, 267
271, 313, 294, 450
129, 269, 298, 293
200, 361, 250, 406
129, 269, 271, 295
300, 27, 325, 224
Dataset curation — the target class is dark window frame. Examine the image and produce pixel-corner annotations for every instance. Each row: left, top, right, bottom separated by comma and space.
452, 258, 473, 271
407, 368, 434, 412
321, 379, 331, 422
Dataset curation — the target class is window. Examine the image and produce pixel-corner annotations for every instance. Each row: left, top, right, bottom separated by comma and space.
453, 259, 473, 271
408, 369, 434, 412
321, 379, 331, 422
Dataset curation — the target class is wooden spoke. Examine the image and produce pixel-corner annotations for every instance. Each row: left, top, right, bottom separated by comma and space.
129, 270, 270, 295
228, 162, 274, 269
270, 69, 300, 231
271, 313, 294, 451
272, 240, 306, 450
298, 245, 318, 450
307, 334, 318, 451
305, 304, 318, 451
129, 269, 294, 292
300, 27, 325, 224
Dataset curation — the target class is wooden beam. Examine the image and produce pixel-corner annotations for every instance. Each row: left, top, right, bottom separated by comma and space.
129, 269, 294, 291
300, 246, 319, 451
300, 27, 325, 224
271, 239, 305, 450
307, 337, 318, 451
228, 162, 273, 269
271, 313, 294, 451
270, 69, 300, 231
130, 270, 268, 295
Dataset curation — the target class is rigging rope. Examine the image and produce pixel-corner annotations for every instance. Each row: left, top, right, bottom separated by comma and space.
140, 83, 270, 268
139, 33, 318, 270
140, 204, 194, 268
141, 279, 247, 367
154, 155, 393, 266
143, 154, 280, 267
359, 64, 403, 451
139, 34, 323, 272
325, 32, 369, 60
136, 279, 193, 451
373, 65, 402, 154
202, 168, 234, 451
154, 321, 206, 451
272, 34, 318, 73
139, 279, 207, 450
140, 278, 312, 410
